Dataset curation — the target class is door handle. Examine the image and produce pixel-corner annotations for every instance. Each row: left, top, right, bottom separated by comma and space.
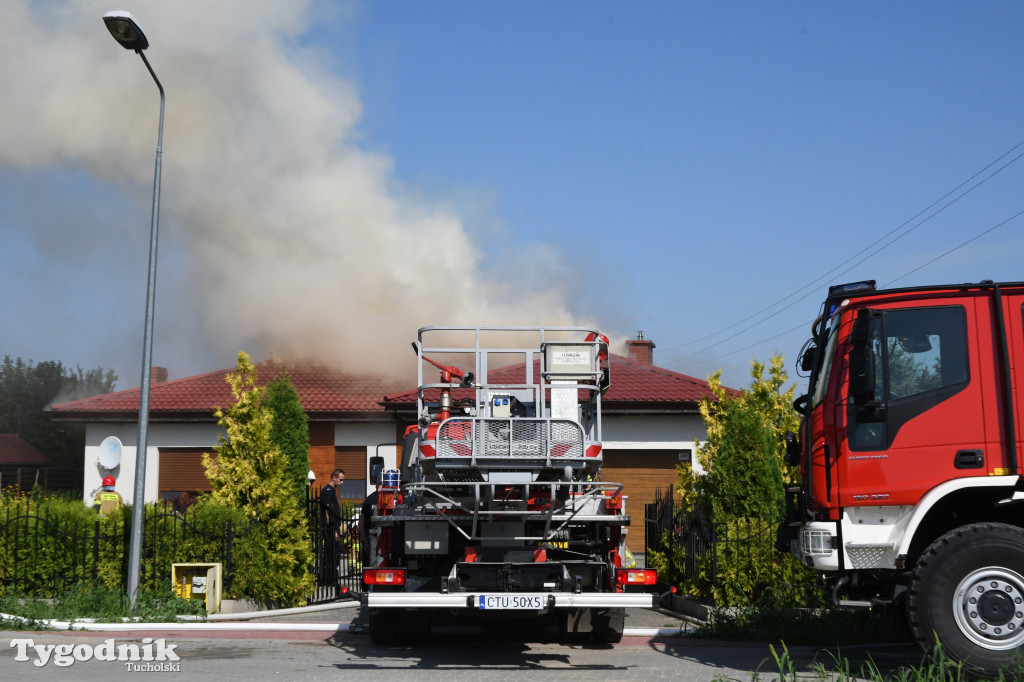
955, 450, 984, 469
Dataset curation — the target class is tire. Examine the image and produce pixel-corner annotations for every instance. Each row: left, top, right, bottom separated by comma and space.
907, 522, 1024, 675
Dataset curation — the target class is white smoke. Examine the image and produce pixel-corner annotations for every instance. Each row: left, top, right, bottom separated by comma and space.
1, 1, 608, 381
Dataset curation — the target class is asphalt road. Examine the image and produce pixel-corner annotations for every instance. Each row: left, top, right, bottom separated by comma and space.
0, 605, 924, 681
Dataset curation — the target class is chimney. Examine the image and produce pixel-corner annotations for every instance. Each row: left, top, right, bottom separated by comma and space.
150, 366, 169, 384
626, 331, 655, 365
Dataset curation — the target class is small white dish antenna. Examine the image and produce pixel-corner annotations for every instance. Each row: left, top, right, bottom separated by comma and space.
97, 436, 123, 469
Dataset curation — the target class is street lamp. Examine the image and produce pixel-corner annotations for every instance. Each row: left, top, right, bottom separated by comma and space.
103, 10, 164, 610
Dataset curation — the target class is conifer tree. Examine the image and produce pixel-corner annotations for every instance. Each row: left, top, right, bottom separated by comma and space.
678, 353, 798, 523
202, 352, 314, 605
262, 374, 310, 499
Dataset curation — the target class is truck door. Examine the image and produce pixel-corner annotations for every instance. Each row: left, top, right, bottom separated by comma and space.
839, 295, 1002, 507
1003, 290, 1024, 476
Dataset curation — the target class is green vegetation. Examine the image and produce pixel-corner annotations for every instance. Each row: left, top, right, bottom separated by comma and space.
0, 356, 117, 465
0, 583, 205, 629
1, 353, 317, 611
0, 489, 266, 602
262, 373, 311, 501
699, 598, 1024, 680
695, 590, 909, 647
721, 640, 1024, 681
647, 354, 816, 606
202, 352, 314, 606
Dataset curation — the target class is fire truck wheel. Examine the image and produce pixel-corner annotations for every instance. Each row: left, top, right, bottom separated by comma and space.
907, 522, 1024, 674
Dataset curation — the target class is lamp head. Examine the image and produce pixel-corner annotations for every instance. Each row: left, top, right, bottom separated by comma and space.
103, 10, 149, 51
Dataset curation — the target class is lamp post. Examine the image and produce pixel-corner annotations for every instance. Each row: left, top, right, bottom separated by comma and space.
103, 10, 164, 610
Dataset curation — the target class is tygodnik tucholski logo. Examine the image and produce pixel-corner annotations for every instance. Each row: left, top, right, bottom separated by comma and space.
10, 637, 181, 671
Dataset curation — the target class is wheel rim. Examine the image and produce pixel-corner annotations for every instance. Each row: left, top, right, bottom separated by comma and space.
953, 567, 1024, 650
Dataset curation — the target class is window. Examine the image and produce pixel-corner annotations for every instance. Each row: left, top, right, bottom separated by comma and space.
334, 446, 367, 500
158, 448, 214, 499
812, 320, 840, 408
849, 305, 969, 451
882, 306, 967, 401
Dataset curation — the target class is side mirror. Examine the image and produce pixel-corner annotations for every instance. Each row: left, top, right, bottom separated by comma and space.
848, 345, 875, 405
848, 311, 876, 405
784, 430, 800, 465
369, 456, 385, 486
799, 345, 816, 373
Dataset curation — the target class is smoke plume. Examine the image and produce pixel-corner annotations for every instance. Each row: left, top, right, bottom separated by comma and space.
1, 1, 600, 382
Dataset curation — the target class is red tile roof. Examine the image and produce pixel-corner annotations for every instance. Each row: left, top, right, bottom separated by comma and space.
381, 354, 730, 413
51, 356, 730, 422
0, 434, 52, 465
50, 362, 408, 422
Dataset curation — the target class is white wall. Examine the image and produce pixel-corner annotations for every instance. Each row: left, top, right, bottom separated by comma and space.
602, 413, 707, 475
83, 421, 400, 504
83, 422, 224, 505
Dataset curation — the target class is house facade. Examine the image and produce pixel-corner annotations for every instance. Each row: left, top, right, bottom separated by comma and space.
51, 337, 727, 533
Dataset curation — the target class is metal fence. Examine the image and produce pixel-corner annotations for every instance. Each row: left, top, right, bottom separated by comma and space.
644, 486, 825, 606
0, 498, 240, 596
305, 488, 363, 603
0, 493, 363, 605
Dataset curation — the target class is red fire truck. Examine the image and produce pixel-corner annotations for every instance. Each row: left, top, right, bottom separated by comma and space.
779, 280, 1024, 673
362, 326, 658, 643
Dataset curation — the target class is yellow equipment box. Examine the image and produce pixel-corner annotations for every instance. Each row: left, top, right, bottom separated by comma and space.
172, 562, 222, 614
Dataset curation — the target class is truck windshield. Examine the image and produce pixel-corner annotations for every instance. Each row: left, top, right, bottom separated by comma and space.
811, 316, 840, 408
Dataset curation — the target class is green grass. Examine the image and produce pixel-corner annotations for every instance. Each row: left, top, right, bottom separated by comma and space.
698, 600, 1024, 681
695, 602, 910, 647
0, 583, 206, 629
745, 639, 1024, 682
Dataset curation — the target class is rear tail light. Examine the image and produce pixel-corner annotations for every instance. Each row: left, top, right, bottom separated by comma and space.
616, 568, 658, 586
363, 568, 406, 586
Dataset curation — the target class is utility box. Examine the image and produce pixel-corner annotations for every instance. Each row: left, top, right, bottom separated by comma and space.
172, 562, 222, 614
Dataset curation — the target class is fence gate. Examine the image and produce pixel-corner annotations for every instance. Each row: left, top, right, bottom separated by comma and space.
644, 486, 718, 587
305, 492, 363, 604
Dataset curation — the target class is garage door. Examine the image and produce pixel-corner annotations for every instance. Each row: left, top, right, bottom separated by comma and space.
602, 450, 680, 548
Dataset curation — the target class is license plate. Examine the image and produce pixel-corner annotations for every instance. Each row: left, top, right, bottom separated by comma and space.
477, 594, 545, 610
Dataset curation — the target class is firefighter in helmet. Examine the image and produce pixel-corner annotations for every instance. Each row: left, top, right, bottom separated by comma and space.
92, 476, 124, 515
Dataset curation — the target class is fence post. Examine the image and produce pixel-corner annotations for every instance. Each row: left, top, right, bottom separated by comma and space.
225, 520, 234, 592
711, 515, 718, 588
93, 519, 101, 586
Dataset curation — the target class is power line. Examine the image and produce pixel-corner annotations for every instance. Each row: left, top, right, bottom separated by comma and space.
659, 139, 1024, 359
659, 139, 1024, 371
884, 208, 1024, 287
668, 206, 1024, 373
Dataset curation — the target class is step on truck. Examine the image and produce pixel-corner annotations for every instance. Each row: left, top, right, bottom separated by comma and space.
362, 326, 658, 643
778, 280, 1024, 674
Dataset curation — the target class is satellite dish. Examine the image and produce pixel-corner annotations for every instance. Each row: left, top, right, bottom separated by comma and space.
97, 436, 123, 469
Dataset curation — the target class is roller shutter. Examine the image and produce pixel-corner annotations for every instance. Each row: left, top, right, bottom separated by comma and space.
601, 449, 681, 546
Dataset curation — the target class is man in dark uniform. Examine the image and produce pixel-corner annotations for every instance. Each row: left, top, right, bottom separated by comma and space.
319, 469, 344, 588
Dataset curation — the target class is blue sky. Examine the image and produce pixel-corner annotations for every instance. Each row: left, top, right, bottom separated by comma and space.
2, 1, 1022, 395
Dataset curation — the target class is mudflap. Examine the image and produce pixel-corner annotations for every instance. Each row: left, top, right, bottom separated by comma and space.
558, 607, 624, 644
592, 607, 625, 643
